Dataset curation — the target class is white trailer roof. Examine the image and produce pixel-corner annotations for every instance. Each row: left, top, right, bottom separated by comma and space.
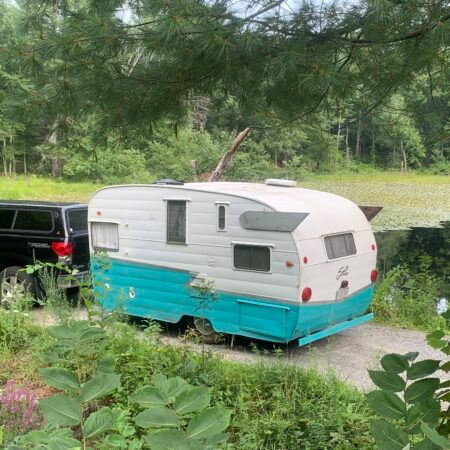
183, 182, 371, 238
94, 182, 371, 238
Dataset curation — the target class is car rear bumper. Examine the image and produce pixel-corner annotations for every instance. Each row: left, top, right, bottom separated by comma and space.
57, 270, 89, 289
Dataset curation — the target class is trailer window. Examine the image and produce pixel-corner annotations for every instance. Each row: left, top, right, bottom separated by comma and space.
324, 233, 356, 259
167, 201, 186, 244
91, 222, 119, 251
14, 210, 53, 232
218, 205, 226, 231
234, 245, 270, 272
0, 209, 15, 229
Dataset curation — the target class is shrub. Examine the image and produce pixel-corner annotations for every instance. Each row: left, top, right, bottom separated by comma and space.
0, 381, 43, 445
367, 313, 450, 449
372, 259, 446, 331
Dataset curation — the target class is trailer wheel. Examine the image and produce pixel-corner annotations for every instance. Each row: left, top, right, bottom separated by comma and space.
0, 266, 36, 308
193, 317, 220, 344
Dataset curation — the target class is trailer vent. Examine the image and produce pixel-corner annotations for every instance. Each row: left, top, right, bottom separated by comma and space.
265, 179, 297, 187
153, 179, 184, 185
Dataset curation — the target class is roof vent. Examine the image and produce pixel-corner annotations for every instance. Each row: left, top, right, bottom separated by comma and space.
265, 179, 297, 187
153, 179, 184, 185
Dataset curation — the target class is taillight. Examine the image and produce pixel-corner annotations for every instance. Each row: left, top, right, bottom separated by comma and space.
51, 241, 73, 257
370, 269, 378, 283
301, 287, 312, 302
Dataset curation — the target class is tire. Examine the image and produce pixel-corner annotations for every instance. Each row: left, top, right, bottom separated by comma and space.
0, 266, 36, 308
193, 317, 221, 344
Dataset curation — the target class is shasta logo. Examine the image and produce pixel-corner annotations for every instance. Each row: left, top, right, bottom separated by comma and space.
336, 265, 349, 280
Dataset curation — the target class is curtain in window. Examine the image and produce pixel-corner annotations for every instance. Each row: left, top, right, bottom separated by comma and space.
91, 222, 119, 251
167, 201, 186, 243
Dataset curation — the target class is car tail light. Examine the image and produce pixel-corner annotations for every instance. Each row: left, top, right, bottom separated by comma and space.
301, 287, 312, 302
51, 241, 73, 257
370, 269, 378, 283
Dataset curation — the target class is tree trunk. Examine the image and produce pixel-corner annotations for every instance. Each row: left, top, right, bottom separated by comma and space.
23, 150, 27, 175
51, 158, 65, 177
355, 118, 361, 158
208, 127, 251, 182
400, 139, 407, 173
345, 125, 350, 167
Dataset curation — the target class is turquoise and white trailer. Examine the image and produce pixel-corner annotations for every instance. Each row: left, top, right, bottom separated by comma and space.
88, 179, 378, 345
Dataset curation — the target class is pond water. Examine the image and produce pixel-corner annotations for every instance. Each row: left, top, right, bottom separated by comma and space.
375, 221, 450, 298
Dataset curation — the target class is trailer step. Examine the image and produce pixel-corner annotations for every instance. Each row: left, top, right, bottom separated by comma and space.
298, 312, 374, 346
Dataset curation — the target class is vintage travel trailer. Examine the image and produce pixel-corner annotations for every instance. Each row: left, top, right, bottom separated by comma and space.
88, 180, 378, 345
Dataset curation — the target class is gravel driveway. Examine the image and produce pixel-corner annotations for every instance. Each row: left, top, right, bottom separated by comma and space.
31, 308, 447, 392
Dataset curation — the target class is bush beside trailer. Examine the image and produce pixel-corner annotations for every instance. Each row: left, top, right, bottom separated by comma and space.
88, 180, 378, 345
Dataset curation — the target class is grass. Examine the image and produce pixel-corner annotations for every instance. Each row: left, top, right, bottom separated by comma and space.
0, 312, 374, 449
1, 171, 449, 229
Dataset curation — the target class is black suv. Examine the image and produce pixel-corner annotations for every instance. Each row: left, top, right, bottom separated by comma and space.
0, 201, 89, 303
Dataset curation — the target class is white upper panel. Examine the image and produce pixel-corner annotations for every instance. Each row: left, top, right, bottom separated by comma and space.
94, 182, 370, 239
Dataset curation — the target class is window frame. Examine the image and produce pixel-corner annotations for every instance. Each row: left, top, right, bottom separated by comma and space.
232, 242, 272, 273
166, 200, 188, 245
11, 208, 55, 234
323, 232, 357, 261
0, 208, 17, 231
90, 220, 120, 252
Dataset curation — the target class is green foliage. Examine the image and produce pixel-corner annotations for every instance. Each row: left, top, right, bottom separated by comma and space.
371, 259, 447, 331
367, 320, 450, 449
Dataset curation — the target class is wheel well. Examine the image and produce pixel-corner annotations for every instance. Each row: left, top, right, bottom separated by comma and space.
0, 257, 28, 273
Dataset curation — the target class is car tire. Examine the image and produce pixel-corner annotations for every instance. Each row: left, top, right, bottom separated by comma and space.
0, 266, 36, 308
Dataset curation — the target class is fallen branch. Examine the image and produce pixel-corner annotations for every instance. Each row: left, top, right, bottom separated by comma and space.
207, 127, 251, 182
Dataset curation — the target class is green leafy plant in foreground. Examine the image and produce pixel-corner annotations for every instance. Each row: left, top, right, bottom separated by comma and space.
10, 319, 231, 449
367, 310, 450, 450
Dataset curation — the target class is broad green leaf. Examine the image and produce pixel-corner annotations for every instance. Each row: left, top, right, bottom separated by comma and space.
407, 360, 440, 380
97, 355, 116, 374
406, 400, 440, 433
186, 407, 231, 440
46, 435, 81, 450
420, 423, 450, 449
205, 432, 229, 446
368, 370, 406, 392
49, 325, 76, 341
404, 352, 419, 362
413, 438, 442, 450
440, 380, 450, 389
174, 386, 211, 414
381, 354, 409, 374
144, 430, 190, 450
134, 407, 180, 429
404, 378, 440, 404
39, 368, 80, 392
83, 407, 118, 439
366, 391, 406, 420
426, 331, 446, 350
162, 377, 188, 399
441, 361, 450, 372
101, 433, 128, 449
39, 394, 82, 427
370, 419, 409, 450
129, 386, 168, 408
80, 373, 121, 402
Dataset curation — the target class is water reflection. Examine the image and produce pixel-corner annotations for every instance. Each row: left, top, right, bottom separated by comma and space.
375, 221, 450, 297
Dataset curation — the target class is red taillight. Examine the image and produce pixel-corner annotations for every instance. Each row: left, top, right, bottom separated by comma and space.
301, 287, 312, 302
51, 241, 73, 257
370, 269, 378, 283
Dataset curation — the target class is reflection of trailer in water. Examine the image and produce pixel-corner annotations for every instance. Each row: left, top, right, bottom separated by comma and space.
88, 179, 378, 345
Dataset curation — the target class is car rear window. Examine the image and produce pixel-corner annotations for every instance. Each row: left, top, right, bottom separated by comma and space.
324, 233, 356, 259
68, 209, 88, 233
0, 209, 15, 229
13, 210, 53, 232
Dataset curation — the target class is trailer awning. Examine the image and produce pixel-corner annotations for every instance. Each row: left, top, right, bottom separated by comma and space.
239, 211, 309, 232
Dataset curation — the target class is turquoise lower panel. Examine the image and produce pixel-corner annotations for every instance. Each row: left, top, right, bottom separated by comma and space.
92, 258, 374, 343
